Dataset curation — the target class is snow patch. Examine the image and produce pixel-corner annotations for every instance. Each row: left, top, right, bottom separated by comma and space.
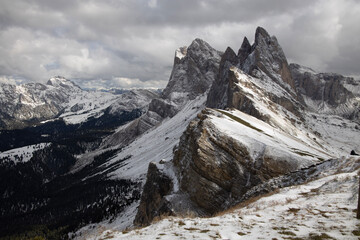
0, 143, 51, 164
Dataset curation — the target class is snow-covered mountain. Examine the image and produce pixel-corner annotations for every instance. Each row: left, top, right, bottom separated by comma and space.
1, 27, 359, 239
84, 156, 360, 240
132, 27, 360, 230
0, 76, 158, 129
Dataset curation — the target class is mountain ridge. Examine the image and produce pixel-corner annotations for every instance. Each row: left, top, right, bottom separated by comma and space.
0, 26, 359, 239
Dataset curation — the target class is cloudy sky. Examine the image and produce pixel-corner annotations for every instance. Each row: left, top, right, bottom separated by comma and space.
0, 0, 359, 89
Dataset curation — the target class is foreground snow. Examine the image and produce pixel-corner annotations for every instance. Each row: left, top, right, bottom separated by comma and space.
90, 160, 360, 240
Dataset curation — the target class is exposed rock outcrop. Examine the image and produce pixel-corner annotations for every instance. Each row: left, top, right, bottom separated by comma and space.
172, 109, 307, 214
134, 162, 173, 226
206, 47, 238, 109
207, 27, 301, 121
290, 63, 360, 121
242, 27, 296, 92
104, 39, 221, 148
134, 107, 326, 225
162, 38, 222, 103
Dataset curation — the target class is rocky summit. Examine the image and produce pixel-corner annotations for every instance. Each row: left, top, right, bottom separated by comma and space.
134, 27, 360, 228
0, 27, 359, 239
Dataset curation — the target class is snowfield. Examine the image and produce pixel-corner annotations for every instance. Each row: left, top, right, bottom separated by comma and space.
102, 94, 208, 181
87, 156, 360, 240
210, 108, 331, 165
0, 143, 50, 164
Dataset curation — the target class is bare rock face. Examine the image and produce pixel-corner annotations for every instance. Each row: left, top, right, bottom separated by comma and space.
206, 47, 238, 109
105, 38, 221, 148
290, 63, 360, 121
134, 162, 173, 226
172, 109, 301, 214
206, 27, 301, 120
238, 37, 252, 64
226, 69, 267, 121
243, 27, 296, 91
162, 38, 222, 104
135, 107, 312, 225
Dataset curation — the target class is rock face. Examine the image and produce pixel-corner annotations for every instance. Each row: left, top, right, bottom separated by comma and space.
104, 39, 222, 148
162, 38, 222, 103
290, 63, 360, 121
171, 109, 310, 215
134, 27, 360, 227
206, 47, 238, 109
244, 27, 296, 91
134, 105, 330, 225
133, 162, 173, 226
207, 27, 300, 120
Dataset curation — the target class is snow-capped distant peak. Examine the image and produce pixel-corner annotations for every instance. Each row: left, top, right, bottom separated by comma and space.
175, 46, 187, 60
46, 76, 80, 89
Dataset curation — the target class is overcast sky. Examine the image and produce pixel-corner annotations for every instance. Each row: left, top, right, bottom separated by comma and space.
0, 0, 359, 88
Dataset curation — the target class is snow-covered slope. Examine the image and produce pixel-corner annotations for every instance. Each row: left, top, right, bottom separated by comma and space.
84, 156, 360, 240
59, 89, 157, 125
107, 94, 207, 181
72, 93, 207, 178
290, 63, 360, 121
0, 143, 50, 164
210, 108, 331, 164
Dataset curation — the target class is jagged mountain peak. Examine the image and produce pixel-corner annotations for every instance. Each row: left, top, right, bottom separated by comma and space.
238, 36, 251, 62
223, 46, 237, 61
240, 26, 296, 92
186, 38, 221, 61
161, 38, 221, 102
189, 38, 212, 48
254, 26, 271, 45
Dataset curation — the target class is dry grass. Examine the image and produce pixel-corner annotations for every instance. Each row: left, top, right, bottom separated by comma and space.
209, 223, 220, 226
309, 233, 334, 239
288, 208, 300, 214
215, 188, 280, 217
99, 231, 116, 240
152, 212, 172, 223
178, 220, 186, 226
184, 227, 200, 231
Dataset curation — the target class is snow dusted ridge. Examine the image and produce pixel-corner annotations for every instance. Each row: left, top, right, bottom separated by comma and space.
88, 156, 360, 240
210, 109, 331, 164
0, 76, 158, 128
70, 94, 208, 238
105, 94, 207, 181
0, 143, 51, 164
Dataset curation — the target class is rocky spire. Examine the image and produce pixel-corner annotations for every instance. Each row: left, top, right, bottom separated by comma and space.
254, 26, 271, 46
238, 37, 252, 65
161, 38, 222, 102
206, 46, 237, 109
248, 26, 296, 91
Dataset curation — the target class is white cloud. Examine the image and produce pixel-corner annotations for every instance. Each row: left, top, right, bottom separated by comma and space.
0, 0, 359, 89
113, 77, 167, 89
148, 0, 158, 8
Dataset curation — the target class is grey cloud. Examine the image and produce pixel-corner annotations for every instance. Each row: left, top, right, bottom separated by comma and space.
0, 0, 359, 89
